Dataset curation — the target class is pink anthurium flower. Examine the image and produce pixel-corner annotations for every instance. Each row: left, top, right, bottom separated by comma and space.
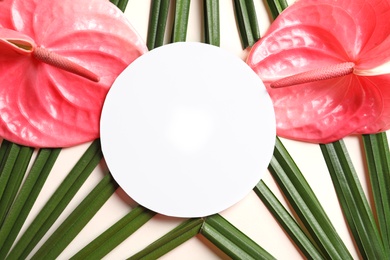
0, 0, 147, 147
247, 0, 390, 143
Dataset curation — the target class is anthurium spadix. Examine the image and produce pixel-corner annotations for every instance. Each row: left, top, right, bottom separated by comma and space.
247, 0, 390, 143
0, 0, 147, 147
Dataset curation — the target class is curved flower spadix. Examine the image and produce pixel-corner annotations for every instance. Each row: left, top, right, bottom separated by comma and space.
0, 0, 147, 147
247, 0, 390, 143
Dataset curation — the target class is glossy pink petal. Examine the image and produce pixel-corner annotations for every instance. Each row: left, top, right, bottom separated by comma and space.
0, 1, 12, 29
0, 0, 147, 147
247, 0, 390, 143
248, 25, 349, 82
265, 0, 390, 61
270, 75, 382, 143
353, 75, 390, 133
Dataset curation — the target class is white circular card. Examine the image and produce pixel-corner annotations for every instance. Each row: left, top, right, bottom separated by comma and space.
100, 42, 276, 217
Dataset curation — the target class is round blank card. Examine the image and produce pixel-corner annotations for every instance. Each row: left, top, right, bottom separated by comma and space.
100, 42, 276, 217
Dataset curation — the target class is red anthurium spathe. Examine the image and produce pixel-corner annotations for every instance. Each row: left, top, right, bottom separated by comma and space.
0, 0, 147, 147
247, 0, 390, 143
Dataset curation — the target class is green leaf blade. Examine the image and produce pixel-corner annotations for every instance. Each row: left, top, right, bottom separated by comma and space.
0, 148, 61, 258
147, 0, 170, 50
171, 0, 191, 43
0, 145, 34, 225
266, 0, 288, 19
8, 140, 103, 260
0, 142, 21, 207
233, 0, 261, 48
201, 214, 275, 260
31, 174, 118, 260
110, 0, 128, 12
269, 137, 352, 259
320, 140, 388, 259
254, 181, 324, 259
204, 0, 220, 46
245, 0, 260, 40
72, 206, 155, 259
129, 218, 203, 260
362, 133, 390, 255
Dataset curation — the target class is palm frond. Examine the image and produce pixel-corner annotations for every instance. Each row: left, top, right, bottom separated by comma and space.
321, 140, 388, 259
362, 133, 390, 255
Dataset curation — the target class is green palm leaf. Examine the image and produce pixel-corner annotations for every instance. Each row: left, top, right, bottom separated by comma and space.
0, 148, 61, 258
233, 0, 260, 48
72, 206, 155, 259
264, 138, 352, 259
147, 0, 170, 49
31, 174, 118, 259
254, 181, 324, 259
321, 140, 388, 259
204, 0, 220, 46
171, 0, 191, 42
362, 133, 390, 256
7, 140, 103, 259
129, 218, 203, 259
0, 144, 33, 225
201, 214, 275, 259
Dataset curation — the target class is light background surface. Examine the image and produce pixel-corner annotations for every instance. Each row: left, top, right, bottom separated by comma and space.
20, 0, 374, 259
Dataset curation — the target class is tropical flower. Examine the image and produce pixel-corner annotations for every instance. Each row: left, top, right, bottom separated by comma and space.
247, 0, 390, 143
0, 0, 147, 147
